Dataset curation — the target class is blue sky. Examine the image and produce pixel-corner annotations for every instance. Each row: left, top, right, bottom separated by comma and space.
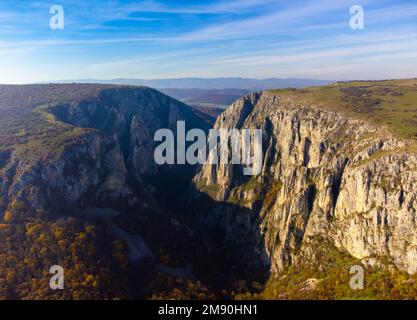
0, 0, 416, 83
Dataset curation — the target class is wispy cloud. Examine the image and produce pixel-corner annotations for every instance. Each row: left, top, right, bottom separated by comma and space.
0, 0, 416, 83
179, 0, 354, 40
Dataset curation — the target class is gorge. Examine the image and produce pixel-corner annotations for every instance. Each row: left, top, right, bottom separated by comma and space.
0, 80, 417, 299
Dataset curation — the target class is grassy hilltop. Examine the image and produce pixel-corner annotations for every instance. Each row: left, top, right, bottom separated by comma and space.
270, 79, 417, 140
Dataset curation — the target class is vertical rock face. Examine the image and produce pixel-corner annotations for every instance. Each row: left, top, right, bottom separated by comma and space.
192, 92, 417, 275
52, 87, 210, 178
1, 132, 133, 215
0, 86, 210, 217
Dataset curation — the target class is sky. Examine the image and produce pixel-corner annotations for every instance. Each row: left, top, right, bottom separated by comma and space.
0, 0, 416, 83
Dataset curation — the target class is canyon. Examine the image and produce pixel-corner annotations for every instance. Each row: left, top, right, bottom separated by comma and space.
0, 80, 416, 299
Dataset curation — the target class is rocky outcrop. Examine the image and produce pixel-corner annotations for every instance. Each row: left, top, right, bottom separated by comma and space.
0, 86, 209, 218
192, 92, 417, 275
51, 87, 210, 178
0, 130, 135, 217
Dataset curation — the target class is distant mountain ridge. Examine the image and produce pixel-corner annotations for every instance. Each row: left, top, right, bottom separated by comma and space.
159, 88, 249, 102
160, 88, 249, 111
42, 77, 331, 90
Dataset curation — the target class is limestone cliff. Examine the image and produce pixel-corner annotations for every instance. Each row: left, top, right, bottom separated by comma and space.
0, 131, 133, 215
0, 86, 209, 218
192, 92, 417, 275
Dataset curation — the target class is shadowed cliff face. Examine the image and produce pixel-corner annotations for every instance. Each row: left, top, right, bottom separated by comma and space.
192, 91, 417, 275
0, 85, 210, 218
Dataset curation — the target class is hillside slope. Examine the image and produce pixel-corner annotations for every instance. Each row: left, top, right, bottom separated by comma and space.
0, 84, 214, 299
0, 84, 211, 216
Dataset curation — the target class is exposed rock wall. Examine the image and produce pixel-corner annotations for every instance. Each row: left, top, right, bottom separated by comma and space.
52, 87, 210, 178
0, 87, 209, 217
193, 92, 417, 274
0, 131, 134, 216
